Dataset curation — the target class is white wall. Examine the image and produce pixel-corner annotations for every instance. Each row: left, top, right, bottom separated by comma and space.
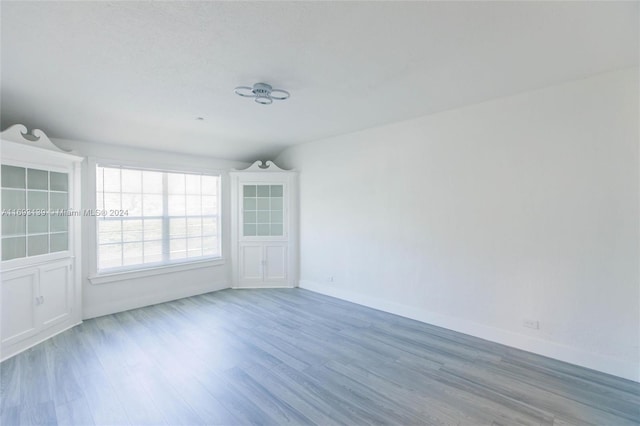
52, 138, 248, 319
276, 68, 640, 381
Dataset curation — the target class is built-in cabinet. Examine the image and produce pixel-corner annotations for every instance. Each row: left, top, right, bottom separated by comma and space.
230, 161, 297, 288
1, 125, 82, 361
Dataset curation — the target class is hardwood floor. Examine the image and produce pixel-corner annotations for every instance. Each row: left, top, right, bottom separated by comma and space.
1, 288, 638, 425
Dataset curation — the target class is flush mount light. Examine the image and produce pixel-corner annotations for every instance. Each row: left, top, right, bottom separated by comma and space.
234, 82, 290, 105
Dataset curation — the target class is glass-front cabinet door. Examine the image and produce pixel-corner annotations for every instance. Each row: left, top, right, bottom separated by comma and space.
1, 164, 69, 261
241, 183, 285, 238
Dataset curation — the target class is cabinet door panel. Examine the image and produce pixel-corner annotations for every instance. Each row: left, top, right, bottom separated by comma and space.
1, 269, 39, 345
239, 245, 263, 283
39, 261, 72, 329
264, 245, 287, 282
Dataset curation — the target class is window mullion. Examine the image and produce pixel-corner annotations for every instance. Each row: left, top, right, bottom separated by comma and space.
162, 172, 169, 263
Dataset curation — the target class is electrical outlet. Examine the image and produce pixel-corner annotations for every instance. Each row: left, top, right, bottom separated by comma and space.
523, 319, 539, 330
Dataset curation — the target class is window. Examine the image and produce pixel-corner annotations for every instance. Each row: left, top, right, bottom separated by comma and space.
1, 164, 69, 261
96, 165, 220, 272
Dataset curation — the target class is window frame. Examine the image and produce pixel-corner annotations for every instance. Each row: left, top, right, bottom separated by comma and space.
88, 158, 225, 283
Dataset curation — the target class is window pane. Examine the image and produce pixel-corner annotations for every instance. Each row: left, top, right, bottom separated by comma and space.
50, 233, 68, 252
50, 172, 68, 191
2, 237, 26, 260
1, 165, 25, 188
203, 236, 218, 256
28, 235, 49, 256
257, 185, 270, 197
27, 169, 48, 190
28, 215, 48, 234
185, 174, 201, 195
170, 238, 187, 260
244, 211, 257, 224
243, 185, 256, 197
99, 244, 122, 269
144, 241, 162, 264
270, 185, 283, 197
271, 210, 283, 224
202, 176, 218, 194
50, 215, 68, 232
123, 242, 143, 266
121, 169, 142, 193
101, 168, 120, 192
243, 197, 256, 211
244, 224, 256, 237
168, 173, 185, 194
257, 198, 269, 210
2, 216, 25, 236
170, 218, 187, 238
144, 219, 162, 241
168, 195, 185, 216
187, 218, 202, 238
257, 224, 270, 236
50, 193, 68, 210
143, 171, 163, 194
202, 196, 216, 215
122, 193, 142, 216
2, 189, 25, 209
271, 197, 283, 211
143, 194, 162, 216
103, 193, 121, 210
99, 220, 122, 244
270, 224, 284, 236
28, 191, 48, 210
187, 237, 202, 258
202, 218, 217, 236
122, 220, 143, 242
256, 211, 269, 224
186, 195, 201, 216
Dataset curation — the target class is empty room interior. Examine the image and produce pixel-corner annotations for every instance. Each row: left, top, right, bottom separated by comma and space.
0, 1, 639, 425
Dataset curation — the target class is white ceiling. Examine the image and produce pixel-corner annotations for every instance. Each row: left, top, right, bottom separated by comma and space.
1, 1, 637, 162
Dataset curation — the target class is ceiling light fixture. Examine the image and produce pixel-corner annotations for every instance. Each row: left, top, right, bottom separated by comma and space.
234, 82, 290, 105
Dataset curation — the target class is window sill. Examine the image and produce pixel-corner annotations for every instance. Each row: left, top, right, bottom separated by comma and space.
88, 258, 225, 285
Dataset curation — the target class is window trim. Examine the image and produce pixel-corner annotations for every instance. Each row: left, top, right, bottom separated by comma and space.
88, 257, 225, 285
88, 157, 226, 281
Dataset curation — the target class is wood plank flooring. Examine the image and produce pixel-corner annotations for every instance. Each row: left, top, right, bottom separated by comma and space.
1, 288, 638, 425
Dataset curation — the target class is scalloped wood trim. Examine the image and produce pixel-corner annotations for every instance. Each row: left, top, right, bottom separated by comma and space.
232, 160, 294, 172
1, 124, 71, 153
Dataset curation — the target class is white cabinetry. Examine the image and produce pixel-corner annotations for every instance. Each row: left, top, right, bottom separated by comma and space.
0, 125, 82, 361
230, 161, 297, 288
1, 260, 73, 347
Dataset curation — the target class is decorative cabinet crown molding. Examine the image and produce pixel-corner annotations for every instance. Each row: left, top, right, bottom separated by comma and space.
231, 160, 295, 173
2, 124, 68, 153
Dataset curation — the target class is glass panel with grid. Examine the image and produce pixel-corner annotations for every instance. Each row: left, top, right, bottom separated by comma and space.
243, 184, 284, 237
96, 166, 220, 272
1, 165, 69, 261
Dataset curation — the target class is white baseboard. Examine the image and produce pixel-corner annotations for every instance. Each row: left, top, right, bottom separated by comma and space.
1, 320, 82, 362
83, 281, 230, 319
299, 280, 639, 383
231, 285, 295, 289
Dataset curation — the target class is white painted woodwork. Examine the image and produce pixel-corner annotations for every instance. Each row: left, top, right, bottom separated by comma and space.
264, 245, 287, 282
240, 245, 264, 282
0, 125, 83, 361
0, 268, 39, 346
39, 260, 73, 329
230, 161, 297, 288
